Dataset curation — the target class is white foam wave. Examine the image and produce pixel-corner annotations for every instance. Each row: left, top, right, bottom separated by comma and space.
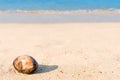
0, 9, 120, 14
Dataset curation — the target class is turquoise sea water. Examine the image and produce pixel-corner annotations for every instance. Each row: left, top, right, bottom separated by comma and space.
0, 0, 120, 11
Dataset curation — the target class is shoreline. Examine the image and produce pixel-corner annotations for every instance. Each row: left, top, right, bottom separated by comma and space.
0, 9, 120, 14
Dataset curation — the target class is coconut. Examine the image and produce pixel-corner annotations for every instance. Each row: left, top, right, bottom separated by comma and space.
13, 55, 38, 74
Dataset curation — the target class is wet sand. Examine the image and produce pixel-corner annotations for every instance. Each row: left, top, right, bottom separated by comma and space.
1, 13, 120, 23
0, 23, 120, 80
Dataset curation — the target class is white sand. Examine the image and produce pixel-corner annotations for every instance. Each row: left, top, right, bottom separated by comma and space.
0, 23, 120, 80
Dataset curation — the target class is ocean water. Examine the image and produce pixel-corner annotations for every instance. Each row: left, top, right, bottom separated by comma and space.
0, 0, 120, 11
1, 0, 120, 23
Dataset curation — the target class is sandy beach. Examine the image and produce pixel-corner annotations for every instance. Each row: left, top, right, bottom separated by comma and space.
0, 23, 120, 80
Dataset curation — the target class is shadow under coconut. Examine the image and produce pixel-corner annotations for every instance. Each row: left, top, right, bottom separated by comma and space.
34, 64, 58, 74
